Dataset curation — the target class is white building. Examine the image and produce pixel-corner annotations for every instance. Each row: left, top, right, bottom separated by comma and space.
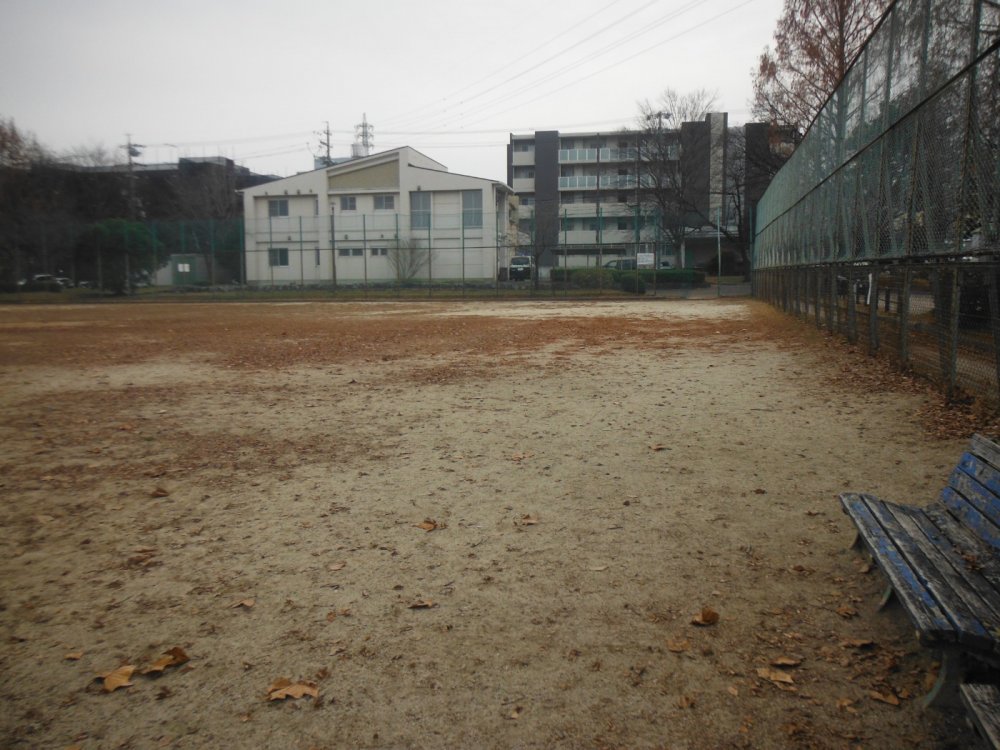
242, 147, 515, 285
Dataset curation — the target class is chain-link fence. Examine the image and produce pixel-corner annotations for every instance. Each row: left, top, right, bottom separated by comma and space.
757, 261, 1000, 400
753, 0, 999, 401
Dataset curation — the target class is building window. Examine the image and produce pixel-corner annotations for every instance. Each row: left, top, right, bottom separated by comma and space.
315, 248, 321, 265
514, 142, 533, 152
338, 248, 351, 257
340, 196, 357, 211
351, 248, 363, 257
268, 199, 289, 217
617, 219, 629, 230
371, 247, 388, 257
463, 190, 483, 229
269, 247, 289, 266
177, 262, 191, 273
410, 191, 431, 229
373, 194, 395, 210
520, 196, 535, 206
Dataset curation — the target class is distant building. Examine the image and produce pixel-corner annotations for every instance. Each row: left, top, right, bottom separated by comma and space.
508, 113, 765, 272
241, 146, 515, 286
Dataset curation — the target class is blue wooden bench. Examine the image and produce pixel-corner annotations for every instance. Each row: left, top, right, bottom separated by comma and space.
840, 433, 1000, 712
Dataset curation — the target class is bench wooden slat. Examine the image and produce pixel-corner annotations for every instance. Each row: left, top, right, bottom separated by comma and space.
960, 683, 1000, 749
879, 502, 998, 651
941, 482, 1000, 550
972, 433, 1000, 475
947, 458, 1000, 547
923, 505, 1000, 606
840, 493, 956, 642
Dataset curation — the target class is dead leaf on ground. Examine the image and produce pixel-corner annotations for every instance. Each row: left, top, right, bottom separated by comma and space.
677, 694, 695, 708
837, 697, 859, 714
649, 443, 667, 452
869, 690, 900, 706
691, 607, 719, 626
65, 651, 84, 661
727, 685, 739, 697
518, 514, 539, 526
756, 667, 795, 685
840, 638, 875, 649
770, 656, 802, 667
328, 560, 347, 572
588, 565, 608, 572
267, 677, 319, 701
408, 599, 437, 609
508, 705, 524, 720
836, 604, 858, 619
666, 638, 690, 653
510, 451, 533, 462
415, 519, 444, 532
142, 647, 189, 675
232, 598, 255, 609
97, 665, 136, 692
150, 487, 170, 498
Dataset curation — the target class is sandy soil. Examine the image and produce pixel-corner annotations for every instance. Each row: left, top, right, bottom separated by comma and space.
0, 298, 982, 749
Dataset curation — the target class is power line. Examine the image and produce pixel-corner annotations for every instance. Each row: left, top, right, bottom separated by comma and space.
455, 0, 762, 131
414, 0, 707, 132
380, 0, 633, 130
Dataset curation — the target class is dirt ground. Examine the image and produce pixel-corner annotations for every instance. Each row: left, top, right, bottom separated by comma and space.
0, 298, 988, 749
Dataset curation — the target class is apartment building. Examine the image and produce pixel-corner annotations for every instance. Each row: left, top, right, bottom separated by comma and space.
506, 113, 729, 269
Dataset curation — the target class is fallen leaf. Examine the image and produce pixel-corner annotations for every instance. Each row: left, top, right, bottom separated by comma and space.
328, 561, 347, 572
840, 638, 874, 649
415, 519, 441, 532
677, 694, 695, 708
691, 607, 719, 626
869, 690, 900, 706
409, 599, 437, 609
232, 598, 255, 609
588, 565, 608, 572
753, 488, 767, 495
508, 705, 523, 719
267, 677, 319, 701
837, 697, 858, 714
836, 604, 858, 619
142, 647, 189, 674
727, 685, 739, 697
150, 487, 170, 498
65, 651, 84, 661
666, 638, 690, 653
519, 514, 539, 526
770, 656, 802, 668
756, 667, 795, 684
98, 665, 136, 692
649, 443, 667, 452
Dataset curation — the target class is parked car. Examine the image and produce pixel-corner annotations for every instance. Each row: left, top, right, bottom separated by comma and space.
603, 258, 637, 271
509, 255, 532, 281
54, 277, 74, 288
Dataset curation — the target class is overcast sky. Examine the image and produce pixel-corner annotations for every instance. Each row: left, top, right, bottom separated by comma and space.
1, 0, 785, 183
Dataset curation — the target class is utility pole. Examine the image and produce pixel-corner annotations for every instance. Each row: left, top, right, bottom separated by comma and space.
316, 121, 333, 167
122, 134, 143, 292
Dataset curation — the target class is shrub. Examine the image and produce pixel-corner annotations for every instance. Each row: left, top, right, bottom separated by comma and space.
621, 275, 646, 294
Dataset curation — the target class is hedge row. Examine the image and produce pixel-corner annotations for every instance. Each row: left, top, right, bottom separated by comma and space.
549, 267, 706, 287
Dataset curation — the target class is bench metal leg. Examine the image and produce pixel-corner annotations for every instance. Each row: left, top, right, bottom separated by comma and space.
923, 650, 963, 709
877, 585, 896, 611
849, 531, 862, 551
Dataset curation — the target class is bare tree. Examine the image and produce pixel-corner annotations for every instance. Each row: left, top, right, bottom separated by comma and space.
388, 237, 431, 283
631, 90, 719, 263
752, 0, 888, 134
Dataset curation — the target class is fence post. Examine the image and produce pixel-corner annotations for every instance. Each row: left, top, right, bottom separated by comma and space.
827, 265, 835, 332
989, 266, 1000, 401
868, 267, 879, 354
814, 267, 821, 329
899, 266, 911, 368
847, 265, 857, 343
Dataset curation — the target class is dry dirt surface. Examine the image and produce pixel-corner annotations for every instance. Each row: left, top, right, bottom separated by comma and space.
0, 299, 984, 749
